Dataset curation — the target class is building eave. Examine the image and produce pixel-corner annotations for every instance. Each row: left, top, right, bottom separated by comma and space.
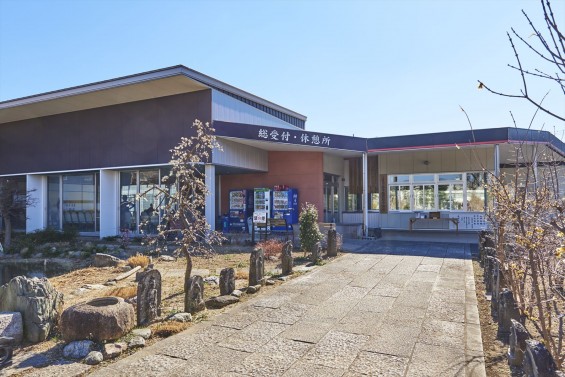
0, 65, 307, 125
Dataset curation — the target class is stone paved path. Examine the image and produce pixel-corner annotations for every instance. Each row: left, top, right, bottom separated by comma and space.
87, 241, 485, 377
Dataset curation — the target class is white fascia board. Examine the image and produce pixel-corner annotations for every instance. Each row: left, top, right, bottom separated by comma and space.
0, 66, 192, 109
0, 163, 174, 177
0, 65, 307, 123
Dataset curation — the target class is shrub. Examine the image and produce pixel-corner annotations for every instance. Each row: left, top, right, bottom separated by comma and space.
152, 321, 190, 337
256, 239, 284, 260
127, 253, 150, 268
299, 203, 323, 252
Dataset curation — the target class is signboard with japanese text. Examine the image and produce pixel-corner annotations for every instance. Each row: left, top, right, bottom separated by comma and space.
213, 121, 366, 152
253, 211, 268, 224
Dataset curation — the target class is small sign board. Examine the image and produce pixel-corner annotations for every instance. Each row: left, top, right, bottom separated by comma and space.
253, 211, 267, 224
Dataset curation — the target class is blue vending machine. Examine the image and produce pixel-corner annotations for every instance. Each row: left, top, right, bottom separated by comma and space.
228, 189, 252, 232
271, 188, 299, 230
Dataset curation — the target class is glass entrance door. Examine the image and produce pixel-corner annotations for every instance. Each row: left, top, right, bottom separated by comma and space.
119, 169, 165, 235
324, 174, 340, 223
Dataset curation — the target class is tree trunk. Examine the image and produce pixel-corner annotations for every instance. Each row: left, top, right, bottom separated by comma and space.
182, 245, 193, 293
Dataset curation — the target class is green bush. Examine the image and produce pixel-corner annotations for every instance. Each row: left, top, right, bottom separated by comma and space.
299, 202, 323, 252
5, 227, 79, 255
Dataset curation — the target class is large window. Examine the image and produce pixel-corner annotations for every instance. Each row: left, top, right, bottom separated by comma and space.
120, 169, 170, 234
48, 173, 100, 233
388, 172, 486, 212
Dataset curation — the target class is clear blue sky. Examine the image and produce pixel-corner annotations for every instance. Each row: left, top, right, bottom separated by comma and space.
0, 0, 563, 138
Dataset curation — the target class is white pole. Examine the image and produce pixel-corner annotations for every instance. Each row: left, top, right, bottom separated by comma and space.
205, 164, 216, 230
362, 153, 368, 236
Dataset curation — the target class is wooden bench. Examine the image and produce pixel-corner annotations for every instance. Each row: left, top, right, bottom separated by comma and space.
409, 217, 459, 232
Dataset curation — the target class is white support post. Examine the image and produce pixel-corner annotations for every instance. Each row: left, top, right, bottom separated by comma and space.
362, 153, 368, 236
205, 164, 216, 231
99, 169, 119, 238
26, 174, 46, 233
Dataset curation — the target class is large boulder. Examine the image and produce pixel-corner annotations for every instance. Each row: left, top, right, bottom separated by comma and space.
0, 276, 64, 343
93, 253, 121, 267
0, 312, 23, 345
60, 297, 135, 342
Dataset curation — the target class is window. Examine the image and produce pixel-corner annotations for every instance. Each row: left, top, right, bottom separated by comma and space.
387, 172, 486, 212
466, 172, 487, 211
389, 185, 411, 211
413, 184, 434, 210
52, 173, 100, 233
370, 193, 379, 210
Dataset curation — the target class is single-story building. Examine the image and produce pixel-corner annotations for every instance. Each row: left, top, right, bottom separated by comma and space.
1, 65, 564, 241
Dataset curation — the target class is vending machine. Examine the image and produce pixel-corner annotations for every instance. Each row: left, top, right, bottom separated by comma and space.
253, 188, 271, 213
272, 188, 299, 230
228, 189, 252, 232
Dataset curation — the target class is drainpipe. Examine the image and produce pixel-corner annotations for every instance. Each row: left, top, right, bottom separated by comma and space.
494, 144, 500, 178
362, 152, 368, 236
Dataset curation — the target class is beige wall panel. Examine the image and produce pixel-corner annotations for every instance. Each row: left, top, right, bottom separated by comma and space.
441, 150, 457, 172
412, 151, 428, 174
324, 154, 344, 176
397, 153, 413, 174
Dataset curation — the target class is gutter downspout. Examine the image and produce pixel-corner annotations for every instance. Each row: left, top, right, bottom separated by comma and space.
362, 152, 368, 237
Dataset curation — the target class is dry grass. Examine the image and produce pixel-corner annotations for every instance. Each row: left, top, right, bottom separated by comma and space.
235, 270, 249, 280
256, 239, 284, 259
127, 253, 150, 268
106, 285, 137, 299
151, 321, 191, 337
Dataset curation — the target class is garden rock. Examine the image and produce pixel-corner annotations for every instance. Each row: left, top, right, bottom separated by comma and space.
0, 336, 14, 368
137, 269, 161, 326
93, 253, 121, 267
247, 284, 262, 294
204, 276, 219, 285
498, 289, 521, 339
249, 247, 265, 286
82, 284, 106, 290
523, 339, 557, 377
63, 340, 96, 359
310, 242, 322, 263
327, 228, 337, 257
266, 279, 275, 286
205, 295, 239, 309
169, 312, 192, 322
0, 276, 63, 343
85, 351, 103, 365
159, 255, 176, 262
128, 336, 145, 348
281, 240, 293, 275
132, 328, 152, 339
219, 268, 235, 296
508, 319, 530, 367
103, 342, 127, 360
60, 297, 135, 342
185, 275, 205, 313
231, 289, 243, 298
0, 312, 23, 345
